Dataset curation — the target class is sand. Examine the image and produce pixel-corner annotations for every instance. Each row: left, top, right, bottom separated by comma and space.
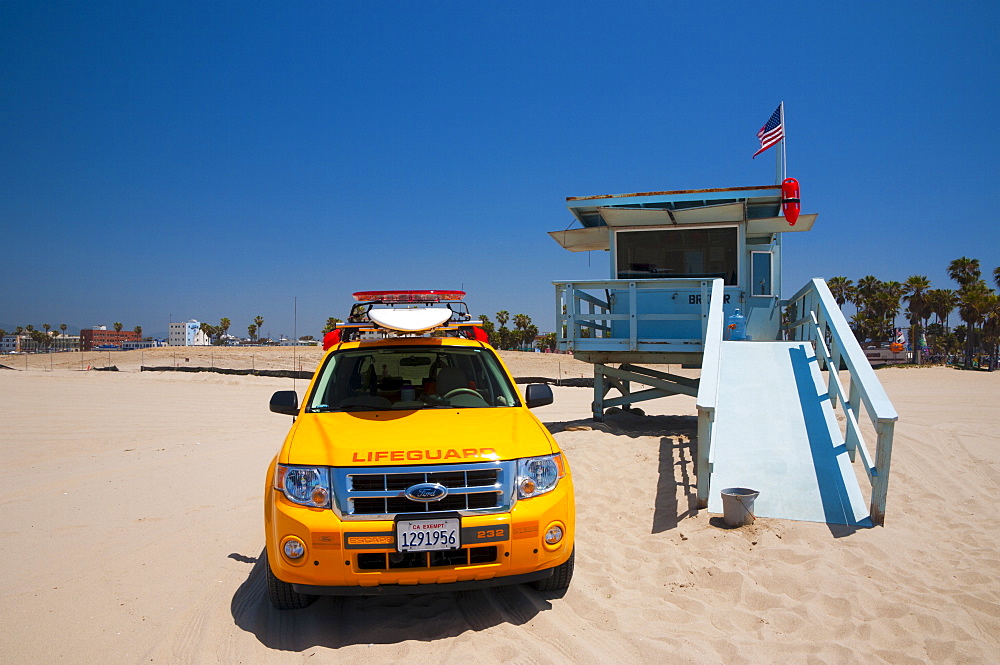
1, 350, 998, 664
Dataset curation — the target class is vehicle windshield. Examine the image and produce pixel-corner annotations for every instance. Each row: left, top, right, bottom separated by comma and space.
306, 346, 520, 412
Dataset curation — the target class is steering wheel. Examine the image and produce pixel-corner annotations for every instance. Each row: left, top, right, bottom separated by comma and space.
443, 388, 481, 400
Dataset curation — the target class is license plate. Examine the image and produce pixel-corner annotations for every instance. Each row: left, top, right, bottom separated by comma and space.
396, 517, 461, 552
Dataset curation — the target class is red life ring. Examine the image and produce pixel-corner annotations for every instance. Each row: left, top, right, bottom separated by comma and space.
781, 177, 800, 226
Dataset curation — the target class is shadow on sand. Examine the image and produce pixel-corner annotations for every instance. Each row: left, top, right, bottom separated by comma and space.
230, 550, 559, 651
546, 411, 701, 534
651, 433, 701, 534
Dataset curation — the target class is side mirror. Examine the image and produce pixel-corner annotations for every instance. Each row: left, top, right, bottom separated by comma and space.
269, 390, 299, 416
524, 383, 553, 409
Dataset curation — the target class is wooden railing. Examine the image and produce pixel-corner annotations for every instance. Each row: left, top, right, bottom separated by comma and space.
785, 278, 898, 526
553, 278, 715, 354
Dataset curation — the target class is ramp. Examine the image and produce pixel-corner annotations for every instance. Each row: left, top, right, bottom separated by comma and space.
706, 341, 871, 527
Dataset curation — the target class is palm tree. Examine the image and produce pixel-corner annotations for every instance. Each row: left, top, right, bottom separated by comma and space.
927, 289, 958, 329
957, 280, 991, 367
43, 323, 51, 334
200, 322, 217, 343
494, 311, 511, 350
513, 314, 529, 348
60, 323, 67, 335
29, 328, 52, 351
114, 322, 123, 332
248, 323, 258, 342
523, 323, 539, 349
948, 256, 981, 288
219, 317, 231, 339
513, 314, 534, 349
982, 294, 1000, 371
994, 266, 1000, 290
852, 276, 882, 334
849, 310, 876, 345
924, 289, 957, 362
322, 317, 342, 333
134, 325, 143, 338
254, 315, 264, 341
903, 275, 931, 364
855, 275, 881, 306
862, 281, 903, 345
827, 276, 855, 309
477, 314, 495, 338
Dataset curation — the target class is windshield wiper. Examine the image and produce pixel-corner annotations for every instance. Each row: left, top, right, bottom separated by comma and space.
308, 404, 393, 413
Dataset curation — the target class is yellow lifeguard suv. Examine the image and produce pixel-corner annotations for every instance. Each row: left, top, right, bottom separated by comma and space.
264, 290, 574, 608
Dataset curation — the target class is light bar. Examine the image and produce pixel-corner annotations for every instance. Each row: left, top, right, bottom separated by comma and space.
352, 290, 466, 304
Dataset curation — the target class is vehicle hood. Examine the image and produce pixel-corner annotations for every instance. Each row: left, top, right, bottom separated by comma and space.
281, 408, 557, 467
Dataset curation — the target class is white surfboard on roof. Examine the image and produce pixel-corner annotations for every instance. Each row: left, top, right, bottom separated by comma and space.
367, 307, 453, 332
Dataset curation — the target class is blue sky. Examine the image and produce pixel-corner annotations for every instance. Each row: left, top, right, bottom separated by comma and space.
2, 1, 998, 339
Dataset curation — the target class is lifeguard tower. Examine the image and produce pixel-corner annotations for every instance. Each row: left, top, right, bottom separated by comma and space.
549, 185, 898, 526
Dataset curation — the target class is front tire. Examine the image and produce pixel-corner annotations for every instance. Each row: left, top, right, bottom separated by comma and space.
264, 551, 318, 610
532, 548, 574, 592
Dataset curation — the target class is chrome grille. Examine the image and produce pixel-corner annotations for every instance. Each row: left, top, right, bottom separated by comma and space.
330, 461, 514, 520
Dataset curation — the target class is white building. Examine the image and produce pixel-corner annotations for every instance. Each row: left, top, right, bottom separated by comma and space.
122, 339, 168, 350
1, 335, 22, 353
279, 337, 318, 346
168, 320, 211, 346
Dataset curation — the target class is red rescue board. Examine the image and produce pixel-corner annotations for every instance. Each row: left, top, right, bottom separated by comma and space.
781, 178, 800, 226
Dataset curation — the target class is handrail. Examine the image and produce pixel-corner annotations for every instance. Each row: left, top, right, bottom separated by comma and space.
785, 278, 898, 525
695, 278, 725, 508
554, 278, 721, 353
695, 279, 725, 414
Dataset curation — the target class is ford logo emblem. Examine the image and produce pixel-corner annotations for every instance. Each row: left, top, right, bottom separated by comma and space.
404, 482, 448, 502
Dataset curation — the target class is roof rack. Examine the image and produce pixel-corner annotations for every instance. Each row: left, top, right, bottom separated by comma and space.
325, 290, 488, 346
351, 289, 466, 304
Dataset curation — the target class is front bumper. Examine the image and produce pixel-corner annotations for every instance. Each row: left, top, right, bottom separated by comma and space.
291, 568, 555, 596
264, 475, 574, 594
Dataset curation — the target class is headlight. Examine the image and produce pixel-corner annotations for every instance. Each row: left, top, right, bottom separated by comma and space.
275, 465, 331, 507
516, 454, 564, 499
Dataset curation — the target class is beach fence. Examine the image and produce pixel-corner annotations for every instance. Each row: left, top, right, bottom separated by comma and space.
785, 278, 898, 526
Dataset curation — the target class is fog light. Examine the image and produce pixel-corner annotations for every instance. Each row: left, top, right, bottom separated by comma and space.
283, 538, 305, 560
544, 525, 564, 545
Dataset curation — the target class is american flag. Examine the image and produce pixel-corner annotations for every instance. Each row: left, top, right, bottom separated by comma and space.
752, 104, 783, 158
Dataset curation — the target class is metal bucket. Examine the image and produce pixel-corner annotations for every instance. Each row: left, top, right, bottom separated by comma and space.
720, 487, 759, 527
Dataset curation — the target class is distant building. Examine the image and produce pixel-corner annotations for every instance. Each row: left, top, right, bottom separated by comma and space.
80, 327, 140, 351
121, 339, 168, 350
279, 337, 318, 346
50, 334, 81, 352
1, 335, 22, 353
3, 333, 82, 353
168, 320, 210, 346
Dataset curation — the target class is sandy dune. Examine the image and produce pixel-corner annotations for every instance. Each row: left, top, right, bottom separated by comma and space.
1, 352, 998, 664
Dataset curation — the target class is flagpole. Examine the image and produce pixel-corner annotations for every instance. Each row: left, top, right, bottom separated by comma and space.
781, 101, 787, 181
775, 142, 781, 184
775, 101, 785, 184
